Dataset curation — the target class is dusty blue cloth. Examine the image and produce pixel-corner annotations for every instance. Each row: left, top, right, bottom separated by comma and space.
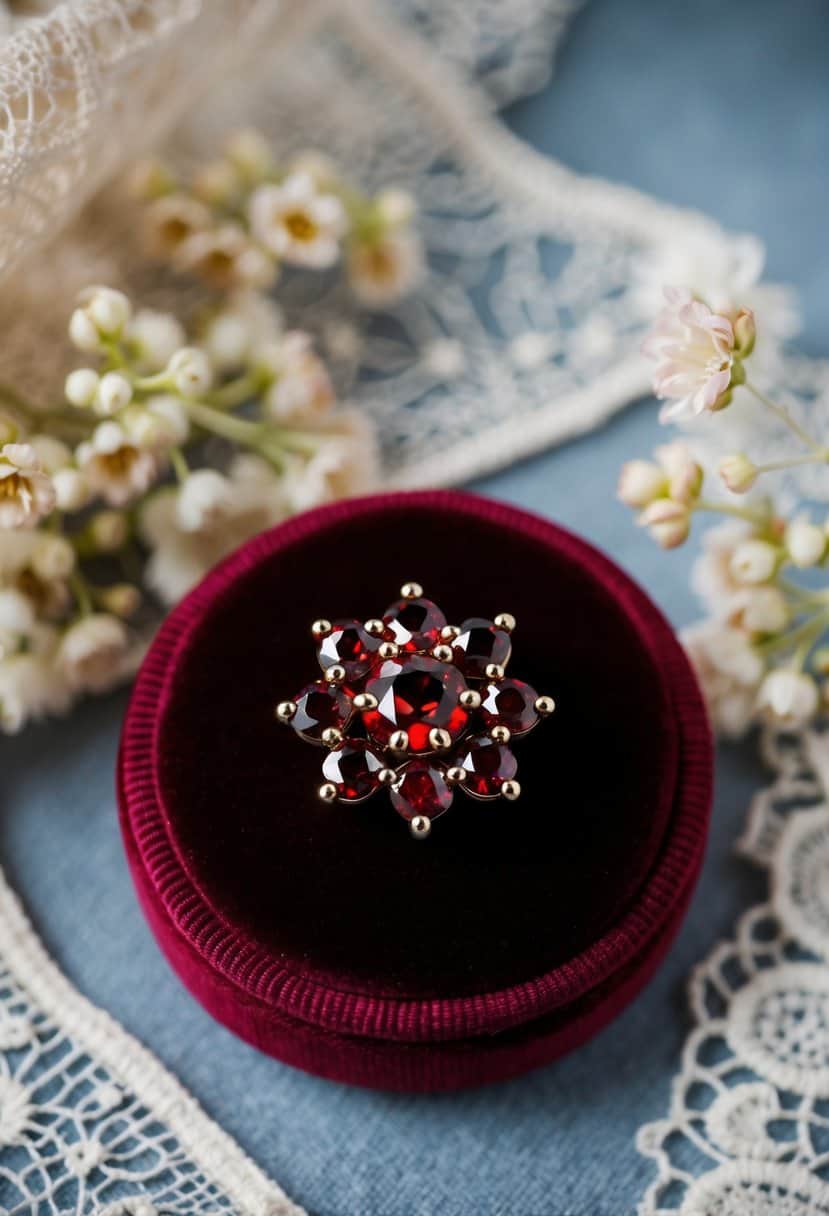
3, 2, 828, 1213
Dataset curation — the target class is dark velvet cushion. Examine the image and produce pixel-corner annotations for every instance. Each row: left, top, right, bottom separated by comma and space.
119, 491, 712, 1089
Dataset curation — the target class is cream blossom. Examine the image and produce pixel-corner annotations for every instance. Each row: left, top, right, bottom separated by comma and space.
0, 444, 56, 529
262, 332, 335, 422
729, 539, 778, 586
642, 287, 740, 422
76, 422, 160, 507
719, 452, 758, 494
69, 287, 131, 351
144, 193, 212, 258
785, 516, 826, 568
126, 309, 187, 372
58, 613, 129, 694
682, 621, 764, 738
654, 441, 703, 504
281, 410, 380, 513
166, 347, 212, 398
637, 498, 690, 549
175, 469, 234, 532
0, 623, 71, 732
738, 586, 789, 634
347, 229, 424, 307
757, 668, 819, 728
248, 173, 347, 268
691, 520, 754, 616
175, 225, 274, 291
617, 459, 667, 509
201, 292, 283, 371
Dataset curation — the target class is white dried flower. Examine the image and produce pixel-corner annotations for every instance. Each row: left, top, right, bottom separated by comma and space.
757, 669, 819, 728
642, 286, 740, 422
740, 586, 789, 634
144, 396, 190, 445
347, 229, 424, 307
30, 534, 75, 582
617, 460, 667, 509
262, 332, 335, 422
201, 292, 283, 371
638, 498, 691, 549
248, 173, 347, 268
166, 347, 212, 398
126, 309, 187, 373
58, 613, 129, 694
730, 539, 778, 585
80, 287, 131, 337
94, 372, 133, 416
65, 368, 100, 408
720, 453, 758, 494
785, 516, 826, 568
52, 468, 89, 513
68, 309, 102, 353
176, 224, 274, 291
144, 193, 212, 257
76, 422, 160, 507
0, 443, 56, 529
682, 620, 764, 738
0, 588, 35, 640
176, 469, 234, 532
0, 624, 70, 733
281, 409, 379, 512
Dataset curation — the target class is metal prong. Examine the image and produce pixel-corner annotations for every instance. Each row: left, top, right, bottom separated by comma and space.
494, 613, 516, 633
318, 782, 338, 803
377, 767, 398, 787
325, 664, 347, 685
353, 692, 378, 712
378, 641, 399, 660
445, 766, 466, 786
321, 727, 343, 748
501, 780, 521, 802
440, 624, 460, 641
400, 582, 423, 600
490, 724, 511, 744
389, 729, 409, 754
275, 700, 297, 723
429, 727, 452, 752
535, 695, 556, 716
364, 618, 386, 637
459, 689, 481, 710
432, 644, 453, 663
485, 663, 505, 681
312, 619, 332, 639
410, 815, 431, 839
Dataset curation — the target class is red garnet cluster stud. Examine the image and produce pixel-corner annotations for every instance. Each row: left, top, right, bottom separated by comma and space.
275, 582, 555, 839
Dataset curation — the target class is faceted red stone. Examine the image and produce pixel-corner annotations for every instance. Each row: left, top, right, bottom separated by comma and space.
382, 596, 447, 654
322, 740, 386, 801
479, 678, 539, 737
457, 736, 518, 799
291, 681, 353, 744
389, 760, 453, 821
363, 655, 469, 753
452, 618, 512, 679
317, 619, 385, 682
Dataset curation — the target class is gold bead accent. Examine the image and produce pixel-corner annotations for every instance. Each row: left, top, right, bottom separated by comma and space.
364, 618, 386, 637
400, 581, 423, 600
432, 643, 453, 663
378, 641, 399, 660
353, 692, 378, 711
485, 663, 505, 681
321, 727, 343, 748
275, 700, 296, 723
311, 619, 332, 639
389, 729, 409, 753
501, 780, 521, 802
494, 613, 516, 633
377, 767, 398, 787
535, 695, 556, 716
410, 815, 431, 839
318, 782, 338, 803
459, 689, 481, 710
445, 766, 466, 786
325, 664, 346, 684
429, 727, 452, 751
440, 624, 460, 641
490, 724, 511, 744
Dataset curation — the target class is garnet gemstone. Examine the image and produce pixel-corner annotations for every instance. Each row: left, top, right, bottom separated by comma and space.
480, 678, 539, 737
322, 740, 386, 801
363, 655, 469, 752
291, 681, 353, 744
457, 736, 518, 799
317, 618, 385, 682
389, 760, 454, 821
382, 596, 447, 653
452, 617, 512, 679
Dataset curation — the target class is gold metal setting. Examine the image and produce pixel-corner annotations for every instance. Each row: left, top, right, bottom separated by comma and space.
311, 618, 332, 639
410, 815, 432, 840
275, 700, 296, 722
400, 581, 423, 600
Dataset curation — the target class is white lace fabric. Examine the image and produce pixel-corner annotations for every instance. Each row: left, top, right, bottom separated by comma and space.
637, 729, 829, 1215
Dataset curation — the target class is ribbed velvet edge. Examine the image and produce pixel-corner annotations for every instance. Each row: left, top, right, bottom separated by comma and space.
118, 491, 713, 1059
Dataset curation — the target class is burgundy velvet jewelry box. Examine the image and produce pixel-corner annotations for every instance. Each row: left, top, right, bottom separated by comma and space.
118, 490, 713, 1092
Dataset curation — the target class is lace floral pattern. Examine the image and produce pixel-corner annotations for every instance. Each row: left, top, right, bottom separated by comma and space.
637, 730, 829, 1215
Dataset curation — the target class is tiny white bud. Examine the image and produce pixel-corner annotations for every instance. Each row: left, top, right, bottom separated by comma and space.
99, 582, 141, 618
741, 586, 789, 634
719, 452, 758, 494
167, 347, 212, 398
618, 460, 666, 508
127, 309, 186, 372
176, 468, 234, 532
84, 287, 131, 336
30, 534, 75, 581
89, 509, 128, 552
52, 467, 88, 512
757, 668, 819, 727
203, 313, 251, 370
376, 187, 416, 228
95, 372, 133, 415
786, 517, 825, 568
639, 498, 690, 549
69, 308, 101, 352
65, 368, 100, 408
730, 539, 778, 585
146, 395, 190, 444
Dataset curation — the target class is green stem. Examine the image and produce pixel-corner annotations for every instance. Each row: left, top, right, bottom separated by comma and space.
170, 446, 190, 484
755, 451, 829, 474
69, 568, 94, 618
744, 381, 823, 453
695, 498, 769, 524
757, 606, 829, 657
207, 373, 260, 411
184, 398, 265, 445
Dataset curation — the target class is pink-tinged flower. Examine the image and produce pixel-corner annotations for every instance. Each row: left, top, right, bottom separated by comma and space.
642, 287, 740, 422
638, 498, 690, 549
0, 444, 56, 529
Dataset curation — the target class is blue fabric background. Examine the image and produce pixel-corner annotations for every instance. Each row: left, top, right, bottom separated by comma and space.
3, 2, 829, 1213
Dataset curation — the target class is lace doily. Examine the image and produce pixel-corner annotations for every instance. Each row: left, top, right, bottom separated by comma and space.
637, 729, 829, 1215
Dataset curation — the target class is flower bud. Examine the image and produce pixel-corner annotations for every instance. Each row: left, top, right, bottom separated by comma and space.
225, 129, 272, 179
176, 469, 233, 532
617, 460, 666, 508
146, 395, 190, 445
65, 368, 100, 408
730, 539, 778, 585
68, 308, 102, 352
639, 498, 690, 549
733, 308, 756, 357
655, 442, 703, 504
83, 287, 131, 337
95, 372, 133, 416
786, 517, 826, 568
812, 646, 829, 676
757, 668, 819, 727
52, 467, 88, 512
375, 187, 416, 228
167, 347, 212, 398
89, 509, 129, 552
741, 586, 789, 634
126, 309, 186, 372
98, 582, 141, 618
719, 452, 758, 494
30, 534, 75, 581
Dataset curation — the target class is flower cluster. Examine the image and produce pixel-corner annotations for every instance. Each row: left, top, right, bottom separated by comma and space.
621, 286, 829, 736
133, 130, 424, 306
0, 285, 378, 732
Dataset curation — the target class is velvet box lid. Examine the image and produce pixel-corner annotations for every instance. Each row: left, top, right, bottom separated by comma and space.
118, 490, 713, 1092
